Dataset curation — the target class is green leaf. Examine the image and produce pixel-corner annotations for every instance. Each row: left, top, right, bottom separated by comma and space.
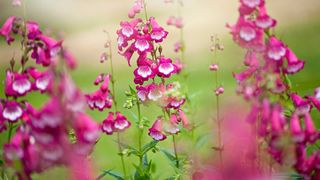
160, 149, 176, 163
195, 133, 211, 149
141, 141, 158, 155
96, 169, 124, 180
129, 85, 136, 94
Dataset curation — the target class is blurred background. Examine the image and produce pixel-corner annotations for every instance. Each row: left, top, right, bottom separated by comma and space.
1, 0, 320, 179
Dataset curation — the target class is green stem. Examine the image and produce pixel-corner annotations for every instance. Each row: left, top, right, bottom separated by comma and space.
117, 132, 127, 179
7, 122, 13, 143
137, 101, 143, 166
106, 35, 126, 178
172, 135, 180, 169
213, 46, 223, 167
143, 0, 149, 21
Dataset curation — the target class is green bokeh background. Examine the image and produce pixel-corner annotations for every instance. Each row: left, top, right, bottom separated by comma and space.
0, 0, 320, 179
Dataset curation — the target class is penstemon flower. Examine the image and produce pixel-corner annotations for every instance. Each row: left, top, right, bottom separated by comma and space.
0, 3, 97, 179
228, 0, 320, 178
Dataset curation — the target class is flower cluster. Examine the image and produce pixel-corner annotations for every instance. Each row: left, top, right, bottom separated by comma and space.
117, 10, 188, 141
229, 0, 320, 178
0, 15, 97, 179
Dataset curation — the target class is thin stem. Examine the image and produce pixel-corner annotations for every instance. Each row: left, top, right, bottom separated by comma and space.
137, 101, 143, 166
106, 34, 126, 178
172, 135, 180, 169
117, 132, 127, 179
7, 122, 13, 143
213, 46, 223, 168
143, 0, 149, 21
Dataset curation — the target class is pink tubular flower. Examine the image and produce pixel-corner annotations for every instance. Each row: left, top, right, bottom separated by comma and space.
150, 17, 168, 43
244, 51, 259, 67
114, 112, 131, 131
290, 113, 304, 143
167, 97, 185, 109
133, 35, 153, 54
0, 16, 16, 44
240, 0, 264, 9
134, 58, 156, 85
290, 93, 311, 115
11, 73, 32, 96
215, 86, 225, 96
166, 16, 175, 26
270, 105, 284, 134
86, 90, 112, 111
101, 112, 115, 135
303, 113, 318, 143
2, 101, 23, 123
148, 118, 167, 141
100, 74, 111, 92
227, 17, 264, 50
156, 57, 177, 78
178, 109, 190, 130
209, 64, 219, 71
174, 42, 182, 53
175, 17, 184, 29
38, 35, 62, 57
165, 114, 180, 135
174, 59, 184, 74
284, 48, 305, 74
74, 113, 100, 144
28, 68, 53, 93
265, 36, 286, 62
62, 49, 77, 69
255, 6, 277, 29
271, 76, 287, 94
26, 21, 41, 39
308, 87, 320, 111
128, 0, 142, 18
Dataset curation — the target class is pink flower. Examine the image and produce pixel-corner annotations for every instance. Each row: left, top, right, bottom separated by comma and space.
2, 101, 23, 123
175, 17, 184, 29
167, 97, 185, 109
290, 93, 311, 115
209, 64, 219, 71
227, 17, 264, 50
26, 21, 41, 39
114, 112, 131, 131
12, 0, 22, 6
271, 76, 287, 94
270, 105, 284, 134
240, 0, 264, 9
121, 46, 135, 66
290, 113, 305, 143
62, 49, 77, 69
215, 86, 224, 96
233, 66, 257, 82
134, 58, 156, 85
0, 16, 16, 44
38, 35, 63, 57
133, 35, 154, 54
165, 114, 180, 135
284, 48, 305, 74
101, 112, 115, 135
86, 90, 112, 111
244, 51, 259, 67
11, 73, 32, 96
128, 0, 142, 18
156, 57, 177, 78
303, 113, 318, 143
100, 74, 111, 92
265, 37, 286, 62
255, 6, 277, 29
178, 109, 190, 130
150, 17, 168, 43
174, 59, 184, 74
74, 113, 100, 143
28, 68, 53, 93
308, 87, 320, 111
166, 16, 175, 26
174, 42, 182, 53
148, 118, 167, 141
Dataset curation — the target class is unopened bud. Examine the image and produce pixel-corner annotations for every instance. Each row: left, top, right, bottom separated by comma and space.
215, 86, 224, 96
209, 64, 219, 71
